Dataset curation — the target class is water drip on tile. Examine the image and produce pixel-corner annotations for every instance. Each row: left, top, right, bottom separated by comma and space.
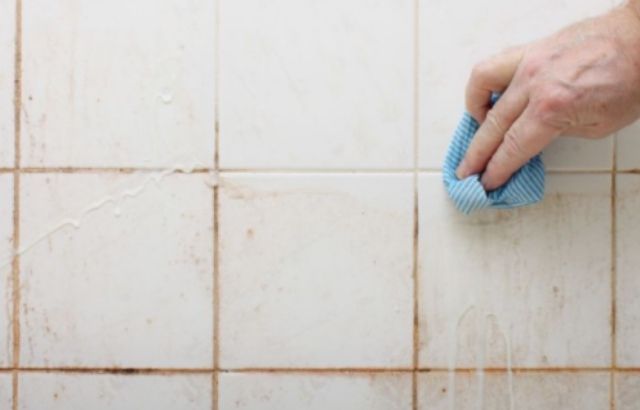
0, 159, 209, 270
159, 89, 173, 104
448, 307, 516, 410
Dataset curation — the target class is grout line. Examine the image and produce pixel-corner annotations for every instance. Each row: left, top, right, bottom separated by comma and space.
420, 367, 615, 374
610, 370, 616, 410
212, 0, 220, 409
17, 167, 212, 174
212, 184, 220, 405
212, 372, 219, 409
12, 367, 216, 375
223, 368, 416, 374
11, 0, 22, 408
1, 167, 637, 175
411, 0, 420, 409
0, 366, 634, 374
610, 134, 618, 410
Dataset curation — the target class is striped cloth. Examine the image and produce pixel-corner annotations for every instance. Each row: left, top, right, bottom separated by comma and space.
442, 106, 545, 214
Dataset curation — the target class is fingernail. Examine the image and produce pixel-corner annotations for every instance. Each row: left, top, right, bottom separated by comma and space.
456, 161, 469, 180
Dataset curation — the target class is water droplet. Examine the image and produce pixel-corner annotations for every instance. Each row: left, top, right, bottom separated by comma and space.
160, 91, 173, 104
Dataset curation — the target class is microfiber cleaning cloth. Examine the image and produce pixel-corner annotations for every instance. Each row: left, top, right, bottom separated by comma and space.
442, 103, 545, 214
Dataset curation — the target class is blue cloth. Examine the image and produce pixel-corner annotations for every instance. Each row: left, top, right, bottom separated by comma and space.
442, 107, 545, 215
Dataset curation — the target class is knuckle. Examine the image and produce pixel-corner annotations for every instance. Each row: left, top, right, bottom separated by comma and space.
521, 59, 540, 79
484, 110, 506, 134
532, 86, 574, 121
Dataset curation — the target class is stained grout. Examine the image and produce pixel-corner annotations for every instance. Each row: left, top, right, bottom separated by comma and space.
0, 366, 634, 374
0, 167, 639, 175
411, 0, 420, 408
14, 167, 213, 174
11, 0, 22, 408
212, 0, 221, 409
610, 134, 618, 410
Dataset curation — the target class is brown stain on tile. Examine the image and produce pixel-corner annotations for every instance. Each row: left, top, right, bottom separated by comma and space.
12, 1, 22, 409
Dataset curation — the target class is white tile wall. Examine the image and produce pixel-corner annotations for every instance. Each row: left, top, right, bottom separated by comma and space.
419, 174, 612, 368
419, 0, 614, 171
220, 373, 412, 410
419, 372, 610, 410
19, 373, 211, 409
1, 0, 628, 407
21, 0, 216, 168
219, 0, 414, 169
19, 173, 214, 368
0, 0, 14, 167
219, 174, 413, 368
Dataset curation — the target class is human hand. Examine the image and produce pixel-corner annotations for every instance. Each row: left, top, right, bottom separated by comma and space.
456, 1, 640, 190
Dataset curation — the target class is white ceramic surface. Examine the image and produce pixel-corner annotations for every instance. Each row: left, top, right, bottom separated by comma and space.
220, 373, 412, 410
219, 173, 414, 367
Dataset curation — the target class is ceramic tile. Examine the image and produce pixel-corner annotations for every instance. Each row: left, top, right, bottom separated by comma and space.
615, 373, 640, 410
418, 372, 610, 410
0, 175, 13, 366
219, 174, 413, 367
21, 0, 216, 168
219, 373, 412, 410
419, 174, 611, 368
19, 373, 211, 410
419, 0, 613, 170
0, 373, 11, 408
616, 175, 640, 366
0, 0, 15, 167
19, 173, 214, 367
219, 0, 413, 169
616, 124, 640, 170
543, 137, 612, 171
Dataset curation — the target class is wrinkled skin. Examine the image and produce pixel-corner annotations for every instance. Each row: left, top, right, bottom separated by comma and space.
456, 2, 640, 190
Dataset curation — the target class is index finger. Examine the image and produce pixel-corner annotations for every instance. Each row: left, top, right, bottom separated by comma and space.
466, 46, 525, 122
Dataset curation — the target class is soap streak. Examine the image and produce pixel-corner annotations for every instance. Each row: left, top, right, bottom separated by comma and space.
0, 162, 214, 270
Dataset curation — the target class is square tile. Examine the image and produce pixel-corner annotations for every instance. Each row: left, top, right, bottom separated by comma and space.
616, 123, 640, 171
219, 174, 413, 367
615, 373, 640, 410
419, 174, 611, 367
19, 173, 214, 367
418, 372, 609, 410
19, 373, 211, 410
0, 0, 15, 167
0, 373, 11, 408
219, 0, 413, 169
616, 175, 640, 366
419, 0, 613, 170
21, 0, 216, 168
0, 175, 13, 366
543, 137, 612, 171
220, 373, 412, 410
